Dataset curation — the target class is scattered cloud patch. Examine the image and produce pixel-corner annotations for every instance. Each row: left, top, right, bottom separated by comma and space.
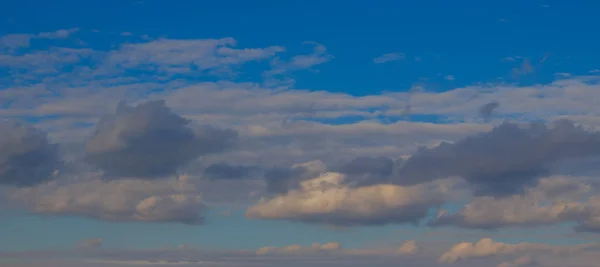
373, 52, 405, 64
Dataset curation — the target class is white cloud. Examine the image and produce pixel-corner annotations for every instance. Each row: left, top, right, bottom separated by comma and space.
246, 172, 458, 226
439, 238, 596, 263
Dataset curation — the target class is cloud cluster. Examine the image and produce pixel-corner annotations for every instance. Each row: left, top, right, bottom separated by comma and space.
395, 119, 600, 196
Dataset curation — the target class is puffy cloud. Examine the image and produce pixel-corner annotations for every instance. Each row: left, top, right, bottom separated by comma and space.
77, 238, 103, 249
0, 120, 61, 187
85, 100, 237, 178
395, 119, 600, 196
9, 174, 207, 224
439, 238, 595, 263
246, 172, 455, 226
397, 240, 419, 255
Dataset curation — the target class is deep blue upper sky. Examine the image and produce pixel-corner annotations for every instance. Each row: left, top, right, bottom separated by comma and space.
3, 0, 600, 94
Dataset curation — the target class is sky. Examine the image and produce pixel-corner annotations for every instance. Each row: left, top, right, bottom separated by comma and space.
2, 1, 600, 266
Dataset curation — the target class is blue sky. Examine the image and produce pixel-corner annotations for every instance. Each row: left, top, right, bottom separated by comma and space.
2, 1, 600, 267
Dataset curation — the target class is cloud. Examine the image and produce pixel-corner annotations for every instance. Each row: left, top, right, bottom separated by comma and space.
77, 238, 103, 249
263, 160, 326, 194
266, 41, 333, 75
246, 172, 455, 226
202, 163, 257, 180
395, 119, 600, 196
478, 101, 500, 122
256, 242, 342, 255
103, 38, 284, 75
0, 28, 78, 50
37, 28, 80, 39
397, 240, 419, 255
85, 100, 237, 178
9, 174, 207, 224
0, 120, 62, 187
373, 53, 405, 64
512, 58, 535, 77
432, 176, 598, 230
497, 256, 538, 267
439, 238, 595, 263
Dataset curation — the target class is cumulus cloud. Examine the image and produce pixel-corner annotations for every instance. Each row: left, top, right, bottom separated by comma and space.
247, 172, 455, 226
439, 238, 594, 263
395, 119, 600, 196
9, 174, 207, 224
85, 100, 237, 178
0, 120, 61, 187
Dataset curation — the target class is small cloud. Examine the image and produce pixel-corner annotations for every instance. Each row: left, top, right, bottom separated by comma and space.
38, 28, 79, 39
444, 75, 455, 81
414, 56, 422, 62
478, 101, 500, 122
541, 4, 550, 8
555, 72, 571, 77
77, 238, 103, 249
373, 52, 405, 64
590, 69, 600, 73
121, 32, 133, 36
512, 58, 535, 77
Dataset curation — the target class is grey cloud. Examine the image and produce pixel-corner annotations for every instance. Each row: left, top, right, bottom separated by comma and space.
203, 163, 258, 180
263, 166, 313, 194
479, 101, 500, 122
395, 119, 600, 196
0, 120, 62, 187
334, 156, 398, 186
85, 100, 237, 179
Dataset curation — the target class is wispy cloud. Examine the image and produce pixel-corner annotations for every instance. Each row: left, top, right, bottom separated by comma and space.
373, 52, 405, 64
